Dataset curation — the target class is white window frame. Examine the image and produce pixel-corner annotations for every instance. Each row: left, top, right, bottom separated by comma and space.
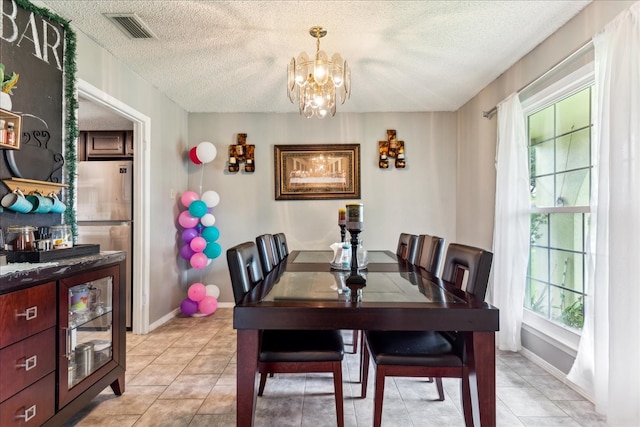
521, 63, 594, 352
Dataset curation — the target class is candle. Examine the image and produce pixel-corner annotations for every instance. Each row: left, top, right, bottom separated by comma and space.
338, 207, 347, 225
346, 203, 363, 231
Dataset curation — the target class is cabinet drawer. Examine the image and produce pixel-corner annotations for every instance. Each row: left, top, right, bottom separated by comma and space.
0, 372, 55, 426
0, 328, 55, 402
0, 283, 56, 348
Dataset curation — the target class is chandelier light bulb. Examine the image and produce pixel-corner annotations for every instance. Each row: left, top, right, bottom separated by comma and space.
287, 26, 351, 118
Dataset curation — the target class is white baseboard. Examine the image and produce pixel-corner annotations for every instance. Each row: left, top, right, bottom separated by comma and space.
519, 346, 594, 402
144, 302, 235, 332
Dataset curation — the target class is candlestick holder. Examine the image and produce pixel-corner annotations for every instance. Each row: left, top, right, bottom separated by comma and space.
339, 224, 346, 243
346, 228, 366, 302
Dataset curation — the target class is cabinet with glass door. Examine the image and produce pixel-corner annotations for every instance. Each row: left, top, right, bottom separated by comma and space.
57, 264, 124, 408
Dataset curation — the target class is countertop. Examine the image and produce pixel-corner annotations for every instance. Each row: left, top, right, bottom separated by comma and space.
0, 251, 126, 295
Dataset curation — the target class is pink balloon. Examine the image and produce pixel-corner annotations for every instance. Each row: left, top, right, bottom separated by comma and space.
178, 210, 199, 229
190, 236, 207, 253
190, 252, 208, 269
180, 191, 200, 208
188, 282, 206, 302
198, 296, 218, 315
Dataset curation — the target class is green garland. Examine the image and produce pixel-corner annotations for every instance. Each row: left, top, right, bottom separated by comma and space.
16, 0, 78, 240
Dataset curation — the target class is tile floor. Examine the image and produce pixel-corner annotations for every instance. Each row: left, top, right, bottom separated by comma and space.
62, 307, 608, 426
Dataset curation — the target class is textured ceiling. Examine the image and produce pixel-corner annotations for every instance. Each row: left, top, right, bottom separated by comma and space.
39, 0, 591, 114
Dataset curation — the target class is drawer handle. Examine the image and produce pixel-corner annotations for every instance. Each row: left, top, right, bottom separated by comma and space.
16, 306, 38, 320
16, 404, 36, 422
18, 355, 38, 371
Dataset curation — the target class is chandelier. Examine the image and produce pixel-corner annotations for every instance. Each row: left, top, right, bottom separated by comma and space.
287, 26, 351, 119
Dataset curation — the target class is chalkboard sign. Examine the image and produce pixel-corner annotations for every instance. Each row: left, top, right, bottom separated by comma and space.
0, 0, 65, 190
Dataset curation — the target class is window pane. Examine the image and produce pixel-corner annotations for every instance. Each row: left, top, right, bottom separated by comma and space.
549, 249, 583, 293
550, 287, 584, 329
556, 128, 590, 172
531, 213, 549, 246
525, 279, 549, 317
529, 105, 554, 145
532, 174, 554, 207
529, 247, 549, 282
555, 169, 589, 207
531, 139, 554, 176
556, 88, 590, 136
549, 213, 584, 251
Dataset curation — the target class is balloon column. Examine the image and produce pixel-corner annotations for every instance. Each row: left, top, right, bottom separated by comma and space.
179, 141, 222, 317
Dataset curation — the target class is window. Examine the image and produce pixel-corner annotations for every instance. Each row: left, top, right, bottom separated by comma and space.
525, 85, 593, 331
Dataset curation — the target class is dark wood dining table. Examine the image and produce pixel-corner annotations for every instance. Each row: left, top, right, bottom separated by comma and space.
233, 250, 499, 426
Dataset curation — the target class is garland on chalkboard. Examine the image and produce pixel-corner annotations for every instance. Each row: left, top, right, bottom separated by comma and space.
16, 0, 79, 240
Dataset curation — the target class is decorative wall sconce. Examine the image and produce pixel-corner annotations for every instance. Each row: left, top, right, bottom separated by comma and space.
228, 133, 255, 173
378, 129, 406, 169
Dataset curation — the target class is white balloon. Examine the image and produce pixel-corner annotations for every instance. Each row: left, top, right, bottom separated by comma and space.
201, 190, 220, 208
206, 284, 220, 298
196, 141, 217, 163
200, 213, 216, 227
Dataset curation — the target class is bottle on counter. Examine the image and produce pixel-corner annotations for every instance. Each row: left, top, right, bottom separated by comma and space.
6, 121, 15, 146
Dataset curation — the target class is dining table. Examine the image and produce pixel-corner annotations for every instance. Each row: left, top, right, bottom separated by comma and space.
233, 250, 499, 426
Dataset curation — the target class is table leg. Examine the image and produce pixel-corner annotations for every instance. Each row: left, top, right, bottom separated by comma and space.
237, 329, 259, 427
466, 331, 496, 427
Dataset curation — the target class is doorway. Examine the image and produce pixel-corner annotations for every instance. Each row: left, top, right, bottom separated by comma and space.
76, 79, 151, 335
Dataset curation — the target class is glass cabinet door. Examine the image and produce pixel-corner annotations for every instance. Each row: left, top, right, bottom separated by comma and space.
58, 264, 121, 407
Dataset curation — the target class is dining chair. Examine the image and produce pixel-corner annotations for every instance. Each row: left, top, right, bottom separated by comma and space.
273, 232, 289, 261
395, 233, 419, 262
255, 233, 280, 275
416, 234, 446, 274
360, 243, 493, 427
227, 241, 345, 427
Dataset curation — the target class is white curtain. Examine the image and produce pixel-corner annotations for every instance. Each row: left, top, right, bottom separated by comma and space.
568, 3, 640, 424
491, 93, 531, 351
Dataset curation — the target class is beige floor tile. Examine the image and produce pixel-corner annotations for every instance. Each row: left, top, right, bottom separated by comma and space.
198, 385, 236, 414
128, 363, 185, 386
133, 398, 203, 427
159, 374, 218, 399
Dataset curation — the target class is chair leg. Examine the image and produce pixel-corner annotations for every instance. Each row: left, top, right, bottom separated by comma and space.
435, 378, 445, 401
332, 361, 345, 427
358, 332, 364, 383
360, 342, 370, 398
258, 372, 268, 396
373, 368, 386, 427
351, 329, 359, 354
461, 374, 473, 426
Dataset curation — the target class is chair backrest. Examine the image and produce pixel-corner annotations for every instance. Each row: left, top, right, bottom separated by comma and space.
256, 234, 279, 274
273, 232, 289, 260
416, 234, 445, 275
406, 235, 420, 264
441, 243, 493, 300
226, 241, 264, 304
396, 233, 418, 261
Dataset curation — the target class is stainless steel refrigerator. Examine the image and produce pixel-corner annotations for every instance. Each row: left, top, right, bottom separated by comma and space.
76, 160, 133, 329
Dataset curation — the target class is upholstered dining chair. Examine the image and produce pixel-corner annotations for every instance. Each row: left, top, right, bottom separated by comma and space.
273, 232, 289, 261
255, 233, 280, 275
416, 234, 446, 275
227, 241, 345, 427
360, 243, 493, 427
396, 233, 419, 262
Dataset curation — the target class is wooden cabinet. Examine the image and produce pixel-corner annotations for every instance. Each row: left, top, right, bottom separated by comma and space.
80, 131, 133, 159
0, 283, 56, 425
0, 257, 125, 426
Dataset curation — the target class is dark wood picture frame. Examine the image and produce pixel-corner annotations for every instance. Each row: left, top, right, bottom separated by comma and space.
274, 144, 361, 200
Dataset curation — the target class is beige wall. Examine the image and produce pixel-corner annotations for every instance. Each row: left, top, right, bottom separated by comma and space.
74, 31, 190, 326
188, 112, 458, 303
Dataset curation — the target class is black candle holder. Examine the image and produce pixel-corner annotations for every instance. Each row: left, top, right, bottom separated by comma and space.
346, 228, 366, 302
339, 224, 346, 243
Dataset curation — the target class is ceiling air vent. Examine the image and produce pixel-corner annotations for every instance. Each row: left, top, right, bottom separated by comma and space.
104, 13, 156, 39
